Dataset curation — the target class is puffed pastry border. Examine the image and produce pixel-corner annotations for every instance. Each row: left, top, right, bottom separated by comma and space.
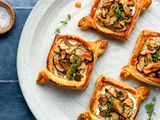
77, 75, 150, 120
78, 0, 152, 40
120, 30, 160, 86
36, 34, 108, 90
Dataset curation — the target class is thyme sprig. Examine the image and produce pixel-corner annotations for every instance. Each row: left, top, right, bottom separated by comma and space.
54, 14, 71, 34
145, 97, 157, 120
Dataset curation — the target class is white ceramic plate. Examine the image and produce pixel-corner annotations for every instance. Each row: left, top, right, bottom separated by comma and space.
17, 0, 160, 119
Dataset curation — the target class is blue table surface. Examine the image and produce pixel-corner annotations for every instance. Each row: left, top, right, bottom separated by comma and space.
0, 0, 37, 119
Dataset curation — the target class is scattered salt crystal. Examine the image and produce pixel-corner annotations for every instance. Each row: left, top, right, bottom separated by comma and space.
0, 6, 11, 29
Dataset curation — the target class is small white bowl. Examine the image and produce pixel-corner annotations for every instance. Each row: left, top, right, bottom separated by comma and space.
0, 1, 15, 34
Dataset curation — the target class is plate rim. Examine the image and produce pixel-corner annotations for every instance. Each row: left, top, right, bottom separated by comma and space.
17, 0, 56, 119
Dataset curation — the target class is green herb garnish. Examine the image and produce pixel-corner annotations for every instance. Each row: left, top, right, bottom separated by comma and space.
109, 97, 114, 104
67, 55, 79, 80
55, 28, 60, 34
60, 21, 68, 25
152, 49, 160, 61
115, 4, 124, 21
54, 14, 71, 34
105, 97, 114, 116
107, 104, 113, 109
67, 64, 78, 80
67, 14, 71, 20
105, 111, 111, 117
145, 97, 157, 120
73, 55, 79, 64
113, 20, 118, 24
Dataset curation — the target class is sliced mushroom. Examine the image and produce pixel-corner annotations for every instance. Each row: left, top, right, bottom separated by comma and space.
59, 41, 70, 50
136, 56, 145, 72
99, 110, 106, 117
99, 95, 108, 106
54, 46, 60, 53
156, 70, 160, 78
113, 99, 123, 114
116, 26, 127, 31
112, 23, 123, 29
119, 115, 126, 120
57, 71, 64, 78
116, 91, 128, 101
105, 118, 110, 120
108, 87, 118, 98
68, 40, 78, 45
102, 1, 113, 8
110, 16, 117, 25
77, 45, 89, 53
65, 45, 77, 54
146, 53, 152, 60
123, 4, 132, 16
78, 62, 87, 70
102, 8, 107, 18
69, 54, 75, 63
147, 45, 155, 51
61, 51, 66, 60
110, 112, 120, 120
108, 5, 116, 17
123, 98, 133, 108
124, 17, 133, 23
74, 73, 83, 81
104, 16, 111, 25
53, 55, 64, 72
148, 72, 156, 77
60, 62, 70, 71
119, 20, 125, 27
122, 104, 133, 118
141, 47, 156, 55
143, 62, 160, 74
119, 0, 134, 6
74, 48, 93, 61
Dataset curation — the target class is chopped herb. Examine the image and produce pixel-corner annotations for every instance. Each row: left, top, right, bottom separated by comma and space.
107, 97, 114, 110
152, 54, 158, 60
156, 49, 160, 59
60, 21, 68, 25
115, 4, 124, 21
152, 49, 160, 61
109, 97, 114, 104
66, 59, 70, 66
148, 57, 153, 62
67, 64, 78, 80
113, 20, 118, 24
105, 111, 111, 117
55, 28, 60, 33
73, 55, 79, 64
145, 97, 157, 120
107, 104, 113, 109
67, 55, 79, 80
67, 14, 71, 20
54, 14, 71, 34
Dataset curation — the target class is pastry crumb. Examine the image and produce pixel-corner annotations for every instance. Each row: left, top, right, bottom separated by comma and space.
75, 1, 81, 8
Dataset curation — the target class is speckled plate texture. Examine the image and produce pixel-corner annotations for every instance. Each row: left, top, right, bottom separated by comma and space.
17, 0, 160, 119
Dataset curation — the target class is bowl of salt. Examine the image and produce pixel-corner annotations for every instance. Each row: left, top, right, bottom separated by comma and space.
0, 1, 15, 34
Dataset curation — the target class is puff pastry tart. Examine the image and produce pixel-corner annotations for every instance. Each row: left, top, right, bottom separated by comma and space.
121, 30, 160, 86
78, 0, 152, 40
36, 34, 108, 90
77, 75, 150, 120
